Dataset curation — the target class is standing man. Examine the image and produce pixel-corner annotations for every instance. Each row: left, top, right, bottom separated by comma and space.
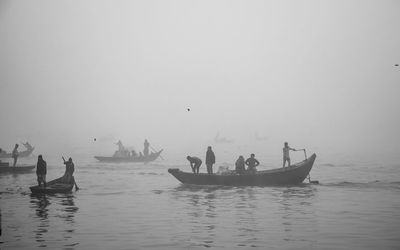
12, 144, 19, 167
283, 142, 296, 167
186, 156, 202, 174
63, 157, 75, 183
144, 139, 150, 156
245, 153, 260, 173
36, 155, 47, 187
205, 146, 215, 174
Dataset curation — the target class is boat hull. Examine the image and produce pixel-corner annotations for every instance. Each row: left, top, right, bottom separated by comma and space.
0, 165, 35, 173
168, 154, 316, 186
0, 148, 35, 158
94, 150, 163, 163
30, 177, 74, 194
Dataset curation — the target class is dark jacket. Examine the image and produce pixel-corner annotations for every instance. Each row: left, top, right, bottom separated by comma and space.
36, 159, 47, 175
245, 157, 260, 170
235, 158, 245, 173
189, 157, 202, 166
206, 149, 215, 164
65, 162, 75, 175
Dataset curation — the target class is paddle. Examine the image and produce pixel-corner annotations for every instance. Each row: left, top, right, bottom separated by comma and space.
150, 145, 164, 160
62, 156, 80, 191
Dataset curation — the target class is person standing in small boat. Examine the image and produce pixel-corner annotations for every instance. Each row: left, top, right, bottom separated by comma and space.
235, 155, 246, 174
12, 144, 19, 167
36, 155, 47, 187
283, 142, 296, 167
143, 139, 150, 156
205, 146, 215, 174
187, 156, 202, 174
63, 157, 75, 183
245, 154, 259, 173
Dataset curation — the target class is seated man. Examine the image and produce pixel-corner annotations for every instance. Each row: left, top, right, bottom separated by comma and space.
186, 156, 202, 174
245, 153, 260, 173
235, 155, 246, 174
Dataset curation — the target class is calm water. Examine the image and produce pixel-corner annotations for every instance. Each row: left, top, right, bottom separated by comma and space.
1, 155, 400, 250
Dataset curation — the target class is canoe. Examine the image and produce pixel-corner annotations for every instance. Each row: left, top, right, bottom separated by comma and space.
168, 153, 317, 186
0, 164, 35, 173
0, 147, 35, 158
30, 176, 74, 194
94, 150, 163, 163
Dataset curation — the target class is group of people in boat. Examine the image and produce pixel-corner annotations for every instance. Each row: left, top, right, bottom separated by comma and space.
0, 142, 34, 167
113, 139, 152, 158
187, 142, 297, 174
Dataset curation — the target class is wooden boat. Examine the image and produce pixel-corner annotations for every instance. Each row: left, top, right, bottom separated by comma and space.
0, 143, 35, 158
30, 176, 74, 194
94, 150, 163, 163
168, 153, 317, 186
0, 164, 35, 173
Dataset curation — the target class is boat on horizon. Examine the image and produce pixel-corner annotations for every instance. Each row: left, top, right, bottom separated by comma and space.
168, 153, 317, 186
94, 150, 163, 163
0, 142, 35, 158
0, 163, 35, 173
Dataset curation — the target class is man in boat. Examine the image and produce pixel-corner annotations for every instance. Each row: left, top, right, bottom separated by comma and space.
245, 154, 260, 173
12, 144, 19, 167
205, 146, 215, 174
62, 157, 79, 190
63, 157, 75, 183
36, 155, 47, 187
187, 156, 202, 174
235, 155, 246, 174
283, 142, 296, 167
143, 139, 150, 156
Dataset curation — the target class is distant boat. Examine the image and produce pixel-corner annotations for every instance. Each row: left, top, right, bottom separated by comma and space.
0, 142, 35, 158
168, 154, 317, 186
94, 150, 163, 163
0, 163, 35, 173
214, 132, 234, 144
30, 176, 74, 194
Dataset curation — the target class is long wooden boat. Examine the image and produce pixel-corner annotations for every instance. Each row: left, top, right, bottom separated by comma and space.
94, 150, 163, 163
0, 164, 35, 173
168, 153, 317, 186
30, 176, 74, 194
0, 146, 35, 158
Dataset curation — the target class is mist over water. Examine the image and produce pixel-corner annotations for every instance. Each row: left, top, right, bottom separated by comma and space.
1, 0, 400, 249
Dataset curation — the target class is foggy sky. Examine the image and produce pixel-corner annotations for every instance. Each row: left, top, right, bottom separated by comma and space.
1, 0, 399, 163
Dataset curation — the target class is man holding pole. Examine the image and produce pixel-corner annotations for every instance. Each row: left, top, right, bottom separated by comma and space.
283, 142, 296, 167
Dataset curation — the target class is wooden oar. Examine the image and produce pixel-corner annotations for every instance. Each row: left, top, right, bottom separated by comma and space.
73, 176, 79, 191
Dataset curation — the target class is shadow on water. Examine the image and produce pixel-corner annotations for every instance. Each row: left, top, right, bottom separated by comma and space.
29, 193, 79, 249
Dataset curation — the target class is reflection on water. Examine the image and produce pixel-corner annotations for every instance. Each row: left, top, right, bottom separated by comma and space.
30, 194, 50, 247
29, 194, 79, 249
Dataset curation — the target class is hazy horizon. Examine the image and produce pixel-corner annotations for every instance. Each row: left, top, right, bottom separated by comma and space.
1, 0, 399, 164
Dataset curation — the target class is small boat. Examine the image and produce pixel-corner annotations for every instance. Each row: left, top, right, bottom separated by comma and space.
0, 164, 35, 173
30, 176, 74, 194
0, 142, 35, 158
94, 150, 163, 163
168, 153, 317, 186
